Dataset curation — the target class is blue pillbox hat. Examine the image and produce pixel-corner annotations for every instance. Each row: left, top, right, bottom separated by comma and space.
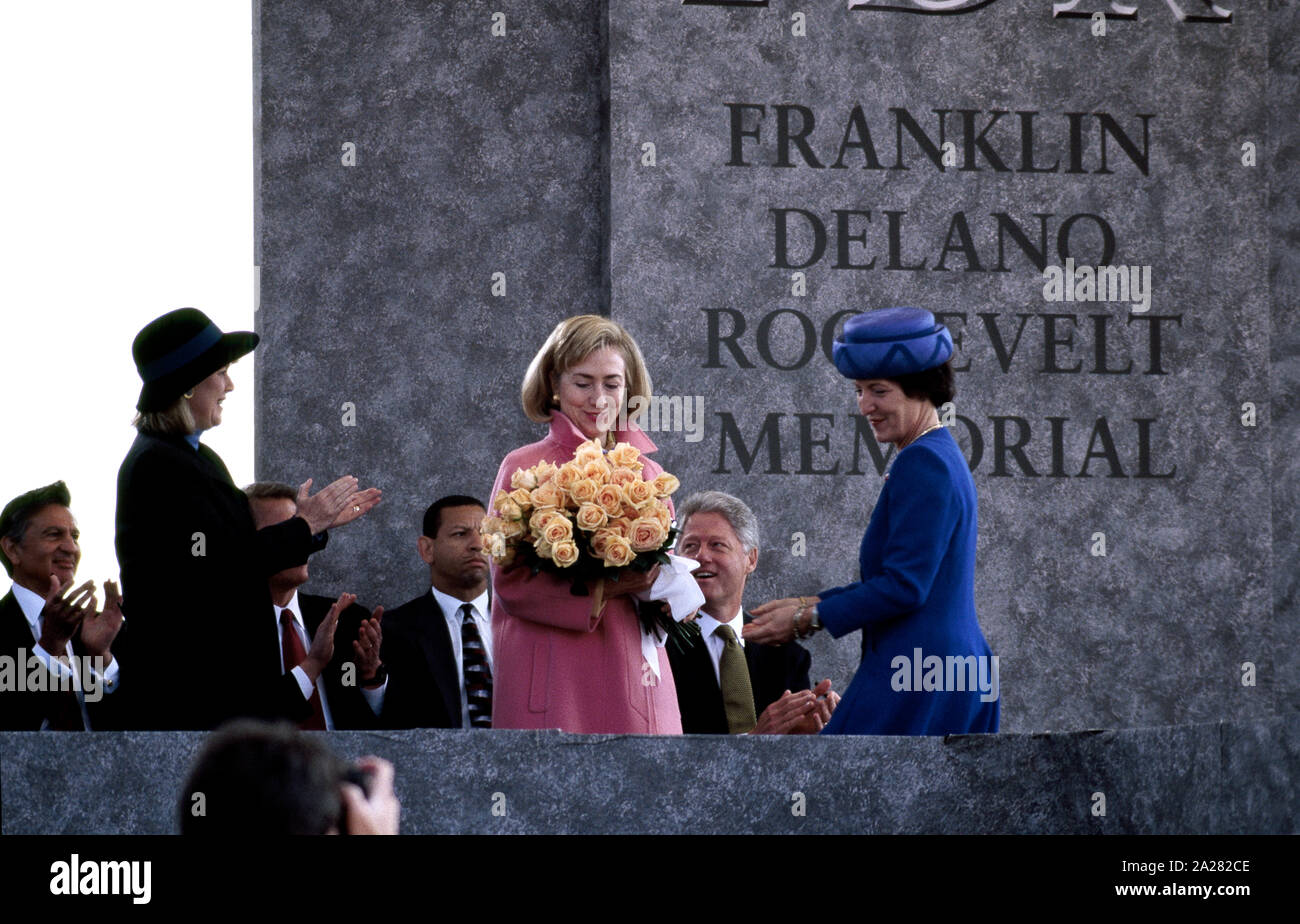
831, 307, 954, 379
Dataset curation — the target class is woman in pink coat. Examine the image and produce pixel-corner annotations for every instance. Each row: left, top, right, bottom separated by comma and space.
489, 315, 682, 734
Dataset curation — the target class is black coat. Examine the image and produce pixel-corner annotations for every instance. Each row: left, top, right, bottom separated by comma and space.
666, 613, 812, 734
115, 431, 323, 729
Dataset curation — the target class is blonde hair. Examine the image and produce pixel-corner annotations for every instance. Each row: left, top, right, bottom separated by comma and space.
133, 395, 196, 435
520, 315, 653, 425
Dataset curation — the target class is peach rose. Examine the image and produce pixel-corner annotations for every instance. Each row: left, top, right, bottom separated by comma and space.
595, 483, 626, 517
510, 467, 538, 491
551, 539, 580, 568
652, 472, 680, 497
492, 489, 512, 515
608, 516, 634, 538
573, 439, 605, 465
582, 458, 611, 482
533, 460, 558, 485
625, 478, 656, 509
649, 503, 673, 531
629, 516, 667, 553
543, 516, 574, 544
607, 442, 641, 468
530, 481, 565, 510
529, 508, 558, 533
480, 515, 506, 536
487, 533, 507, 561
508, 487, 533, 510
568, 478, 599, 506
501, 518, 526, 540
590, 528, 615, 557
575, 503, 608, 531
534, 537, 553, 560
601, 535, 635, 568
497, 498, 523, 521
607, 467, 638, 488
556, 461, 585, 487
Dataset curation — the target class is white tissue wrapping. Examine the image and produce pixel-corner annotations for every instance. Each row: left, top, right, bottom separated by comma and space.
637, 554, 705, 679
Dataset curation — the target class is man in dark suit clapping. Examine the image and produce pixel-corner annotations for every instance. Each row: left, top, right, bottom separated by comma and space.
245, 482, 386, 730
669, 491, 838, 734
0, 481, 125, 730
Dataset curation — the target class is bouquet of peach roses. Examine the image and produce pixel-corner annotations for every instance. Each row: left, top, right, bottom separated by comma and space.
482, 437, 696, 646
483, 437, 679, 581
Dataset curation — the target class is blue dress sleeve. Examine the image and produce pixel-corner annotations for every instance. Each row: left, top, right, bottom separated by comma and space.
816, 444, 959, 638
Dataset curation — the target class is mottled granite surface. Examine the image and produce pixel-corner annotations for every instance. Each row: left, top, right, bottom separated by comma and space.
254, 0, 607, 616
1269, 1, 1299, 716
1, 717, 1294, 834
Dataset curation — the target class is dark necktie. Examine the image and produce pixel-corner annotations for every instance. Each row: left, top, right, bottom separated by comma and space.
715, 624, 756, 734
32, 621, 85, 730
280, 609, 327, 730
47, 648, 87, 731
460, 603, 493, 728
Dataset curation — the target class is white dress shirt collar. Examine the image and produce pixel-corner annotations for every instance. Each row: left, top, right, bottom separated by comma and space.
696, 605, 745, 686
10, 581, 47, 632
430, 585, 489, 623
275, 589, 305, 628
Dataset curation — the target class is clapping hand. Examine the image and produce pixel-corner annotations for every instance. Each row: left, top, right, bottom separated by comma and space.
795, 678, 839, 733
295, 477, 382, 535
37, 576, 97, 656
301, 592, 352, 681
752, 679, 839, 734
79, 579, 124, 661
353, 606, 384, 686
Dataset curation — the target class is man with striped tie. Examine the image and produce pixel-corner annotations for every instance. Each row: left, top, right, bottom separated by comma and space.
381, 496, 492, 729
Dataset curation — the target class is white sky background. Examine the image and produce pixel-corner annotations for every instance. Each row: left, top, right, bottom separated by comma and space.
1, 3, 253, 588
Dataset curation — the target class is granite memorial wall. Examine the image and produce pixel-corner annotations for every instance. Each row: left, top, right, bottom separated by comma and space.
254, 0, 1293, 733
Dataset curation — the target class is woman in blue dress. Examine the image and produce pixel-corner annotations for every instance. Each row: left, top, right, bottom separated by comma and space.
745, 307, 999, 736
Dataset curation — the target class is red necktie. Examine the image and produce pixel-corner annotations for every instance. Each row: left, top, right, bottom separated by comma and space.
280, 609, 327, 730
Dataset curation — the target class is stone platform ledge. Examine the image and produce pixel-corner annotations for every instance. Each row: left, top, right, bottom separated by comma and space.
1, 715, 1294, 834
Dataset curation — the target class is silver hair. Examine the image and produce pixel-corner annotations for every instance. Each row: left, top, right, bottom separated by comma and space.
676, 491, 760, 553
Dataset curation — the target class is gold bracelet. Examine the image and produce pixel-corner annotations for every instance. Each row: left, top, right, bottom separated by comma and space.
792, 604, 808, 638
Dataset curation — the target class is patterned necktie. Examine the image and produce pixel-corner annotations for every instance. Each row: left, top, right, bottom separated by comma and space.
280, 609, 326, 730
715, 624, 756, 734
460, 603, 493, 728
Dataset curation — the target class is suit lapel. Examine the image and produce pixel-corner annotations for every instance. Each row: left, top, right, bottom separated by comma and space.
420, 594, 464, 727
0, 592, 37, 665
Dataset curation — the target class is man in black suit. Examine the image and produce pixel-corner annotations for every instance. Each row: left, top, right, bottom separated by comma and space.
0, 481, 125, 730
380, 495, 491, 729
245, 483, 387, 730
669, 491, 838, 734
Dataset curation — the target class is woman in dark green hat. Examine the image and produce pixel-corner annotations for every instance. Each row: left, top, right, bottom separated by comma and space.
745, 307, 999, 736
115, 308, 380, 729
